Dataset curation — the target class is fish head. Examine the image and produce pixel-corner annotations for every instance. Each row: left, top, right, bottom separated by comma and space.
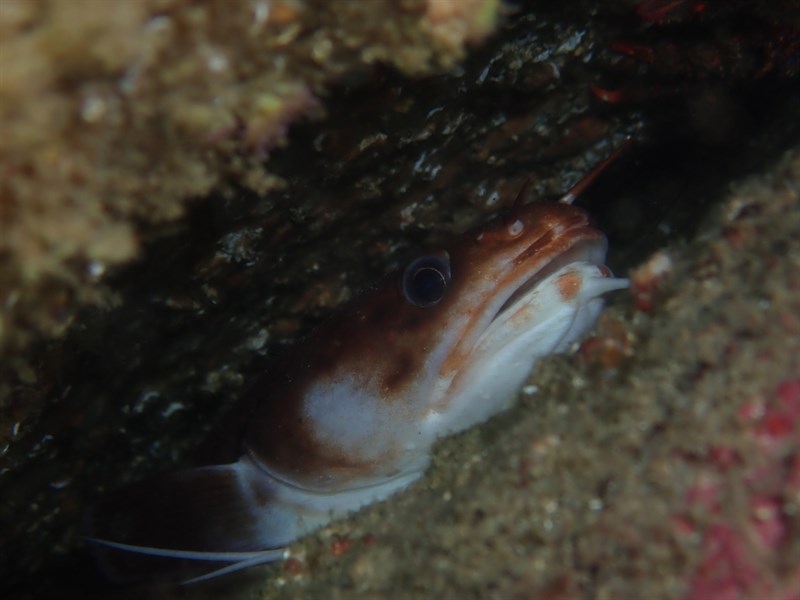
248, 201, 628, 490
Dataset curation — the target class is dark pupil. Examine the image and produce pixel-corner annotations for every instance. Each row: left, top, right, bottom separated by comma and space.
409, 266, 446, 306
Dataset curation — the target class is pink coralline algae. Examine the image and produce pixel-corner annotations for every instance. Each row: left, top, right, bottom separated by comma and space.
679, 380, 800, 600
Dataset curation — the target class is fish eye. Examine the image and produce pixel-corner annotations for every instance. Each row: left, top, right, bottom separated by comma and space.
402, 254, 451, 307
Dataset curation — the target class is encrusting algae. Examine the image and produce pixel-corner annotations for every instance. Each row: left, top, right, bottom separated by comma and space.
0, 0, 498, 393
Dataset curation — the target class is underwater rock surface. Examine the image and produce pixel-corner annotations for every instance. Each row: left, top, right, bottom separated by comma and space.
2, 1, 799, 598
0, 0, 497, 388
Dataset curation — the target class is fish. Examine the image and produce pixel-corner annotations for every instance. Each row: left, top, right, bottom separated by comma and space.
85, 154, 629, 584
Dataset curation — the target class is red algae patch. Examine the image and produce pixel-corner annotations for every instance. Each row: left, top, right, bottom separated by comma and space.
679, 378, 800, 600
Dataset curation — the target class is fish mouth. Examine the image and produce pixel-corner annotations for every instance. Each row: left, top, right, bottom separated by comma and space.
492, 232, 610, 322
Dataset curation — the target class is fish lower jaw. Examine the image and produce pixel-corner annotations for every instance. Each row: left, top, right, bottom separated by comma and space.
430, 270, 626, 438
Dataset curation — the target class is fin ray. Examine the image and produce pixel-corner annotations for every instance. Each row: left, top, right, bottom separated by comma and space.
85, 460, 300, 582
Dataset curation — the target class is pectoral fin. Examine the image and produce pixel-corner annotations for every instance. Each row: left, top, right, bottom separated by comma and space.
85, 460, 308, 583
